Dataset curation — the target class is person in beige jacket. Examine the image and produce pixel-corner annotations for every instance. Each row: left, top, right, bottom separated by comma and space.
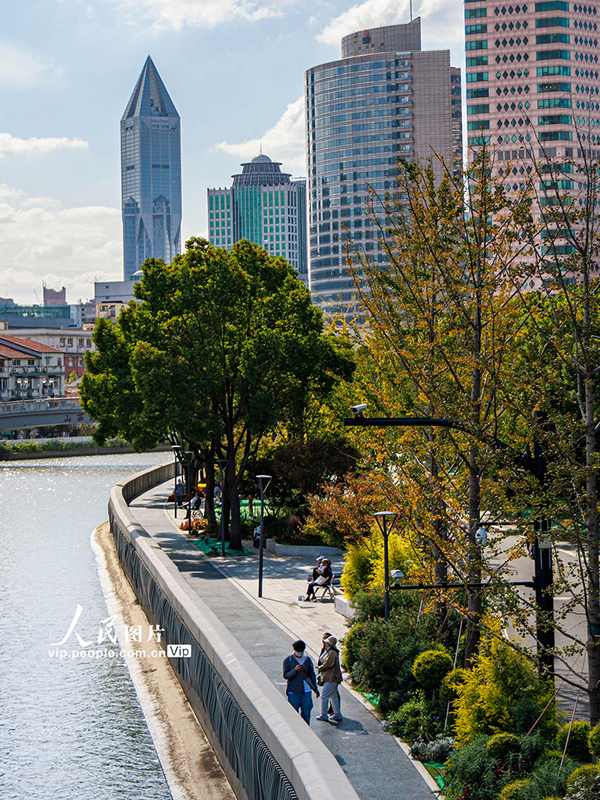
316, 636, 343, 722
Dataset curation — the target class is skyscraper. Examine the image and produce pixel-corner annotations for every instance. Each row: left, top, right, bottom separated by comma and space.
121, 56, 182, 280
465, 2, 599, 169
305, 20, 462, 312
207, 154, 308, 284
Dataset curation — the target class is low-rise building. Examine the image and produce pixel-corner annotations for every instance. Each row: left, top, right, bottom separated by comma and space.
0, 335, 65, 400
2, 328, 94, 379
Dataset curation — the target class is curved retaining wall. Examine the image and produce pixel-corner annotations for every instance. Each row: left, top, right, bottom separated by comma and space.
108, 462, 359, 800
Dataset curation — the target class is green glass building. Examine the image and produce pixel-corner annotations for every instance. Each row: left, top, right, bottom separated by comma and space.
207, 154, 307, 284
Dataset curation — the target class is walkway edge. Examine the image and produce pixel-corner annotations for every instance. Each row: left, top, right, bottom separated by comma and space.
91, 520, 236, 800
110, 463, 360, 800
160, 501, 440, 796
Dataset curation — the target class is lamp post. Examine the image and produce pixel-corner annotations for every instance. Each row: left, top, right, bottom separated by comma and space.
185, 450, 193, 534
256, 475, 272, 598
171, 444, 181, 518
217, 459, 228, 556
374, 511, 398, 621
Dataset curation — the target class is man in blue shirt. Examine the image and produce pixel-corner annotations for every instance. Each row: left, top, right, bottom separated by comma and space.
282, 639, 320, 725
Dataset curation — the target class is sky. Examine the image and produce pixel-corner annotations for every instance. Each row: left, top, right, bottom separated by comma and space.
0, 0, 465, 305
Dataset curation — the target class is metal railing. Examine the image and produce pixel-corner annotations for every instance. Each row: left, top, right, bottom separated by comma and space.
109, 461, 298, 800
111, 521, 297, 800
0, 398, 82, 415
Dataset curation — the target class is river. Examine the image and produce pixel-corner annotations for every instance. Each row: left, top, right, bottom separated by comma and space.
0, 452, 173, 799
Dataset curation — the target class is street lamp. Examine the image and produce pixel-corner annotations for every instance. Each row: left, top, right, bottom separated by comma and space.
256, 475, 272, 598
374, 511, 398, 621
185, 450, 193, 534
217, 459, 228, 556
171, 444, 181, 518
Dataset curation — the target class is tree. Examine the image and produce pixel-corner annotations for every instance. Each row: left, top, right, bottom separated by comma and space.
81, 238, 353, 550
346, 152, 532, 662
505, 141, 600, 724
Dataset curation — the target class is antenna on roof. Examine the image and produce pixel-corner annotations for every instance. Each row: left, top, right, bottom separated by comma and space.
259, 139, 263, 155
410, 0, 413, 21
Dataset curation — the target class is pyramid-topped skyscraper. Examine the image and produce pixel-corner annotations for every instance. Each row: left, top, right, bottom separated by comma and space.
121, 57, 181, 279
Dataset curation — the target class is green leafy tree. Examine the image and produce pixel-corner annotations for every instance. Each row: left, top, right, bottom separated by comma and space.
348, 152, 531, 661
81, 238, 354, 549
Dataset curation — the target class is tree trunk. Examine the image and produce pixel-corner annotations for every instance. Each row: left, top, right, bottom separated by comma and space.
464, 447, 482, 666
202, 450, 216, 529
229, 478, 243, 551
430, 437, 448, 634
585, 370, 600, 724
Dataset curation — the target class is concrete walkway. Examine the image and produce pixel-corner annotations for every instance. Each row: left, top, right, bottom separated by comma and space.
130, 481, 436, 800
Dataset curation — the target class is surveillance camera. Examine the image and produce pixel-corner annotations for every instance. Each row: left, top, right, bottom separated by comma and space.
475, 526, 488, 548
351, 403, 367, 417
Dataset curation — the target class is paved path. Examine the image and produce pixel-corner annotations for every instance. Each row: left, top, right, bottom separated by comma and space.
130, 481, 436, 800
487, 536, 589, 720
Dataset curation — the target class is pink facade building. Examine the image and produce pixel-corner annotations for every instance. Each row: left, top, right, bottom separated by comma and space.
465, 0, 599, 164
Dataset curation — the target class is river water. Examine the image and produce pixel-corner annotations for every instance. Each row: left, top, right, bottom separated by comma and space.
0, 452, 173, 799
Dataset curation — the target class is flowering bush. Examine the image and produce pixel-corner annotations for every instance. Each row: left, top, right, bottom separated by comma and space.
179, 517, 206, 534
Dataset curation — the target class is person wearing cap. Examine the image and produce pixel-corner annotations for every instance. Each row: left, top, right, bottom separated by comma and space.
319, 631, 340, 714
316, 636, 343, 722
283, 639, 320, 725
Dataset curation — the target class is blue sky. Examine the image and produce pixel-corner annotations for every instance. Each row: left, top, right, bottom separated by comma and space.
0, 0, 464, 305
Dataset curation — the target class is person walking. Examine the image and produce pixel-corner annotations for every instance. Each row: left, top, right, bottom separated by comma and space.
283, 640, 320, 725
316, 636, 343, 722
319, 631, 341, 714
175, 479, 185, 507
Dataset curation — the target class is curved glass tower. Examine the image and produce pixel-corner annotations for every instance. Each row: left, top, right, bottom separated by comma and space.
305, 20, 462, 313
121, 57, 182, 279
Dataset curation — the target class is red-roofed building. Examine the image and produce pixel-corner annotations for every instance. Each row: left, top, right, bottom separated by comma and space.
0, 335, 65, 400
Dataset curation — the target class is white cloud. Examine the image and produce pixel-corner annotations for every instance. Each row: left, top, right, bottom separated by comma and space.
0, 43, 62, 89
113, 0, 294, 30
0, 184, 121, 305
318, 0, 410, 45
0, 133, 88, 160
213, 97, 306, 174
317, 0, 464, 58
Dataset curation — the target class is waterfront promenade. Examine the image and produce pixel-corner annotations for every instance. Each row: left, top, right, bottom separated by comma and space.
128, 479, 436, 800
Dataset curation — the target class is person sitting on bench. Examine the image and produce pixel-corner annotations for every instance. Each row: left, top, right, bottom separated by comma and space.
305, 559, 332, 601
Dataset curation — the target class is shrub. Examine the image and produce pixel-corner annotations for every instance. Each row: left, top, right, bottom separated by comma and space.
442, 668, 469, 703
557, 721, 592, 764
499, 780, 534, 800
530, 751, 574, 798
565, 763, 600, 792
350, 585, 422, 622
445, 733, 564, 800
343, 593, 443, 713
384, 691, 440, 744
341, 623, 366, 673
453, 636, 557, 745
412, 649, 454, 692
340, 540, 376, 600
445, 735, 517, 800
410, 734, 455, 763
488, 733, 522, 761
589, 720, 600, 760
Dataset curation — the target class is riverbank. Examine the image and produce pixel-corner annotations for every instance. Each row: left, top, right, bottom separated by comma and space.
0, 442, 172, 460
92, 520, 235, 800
